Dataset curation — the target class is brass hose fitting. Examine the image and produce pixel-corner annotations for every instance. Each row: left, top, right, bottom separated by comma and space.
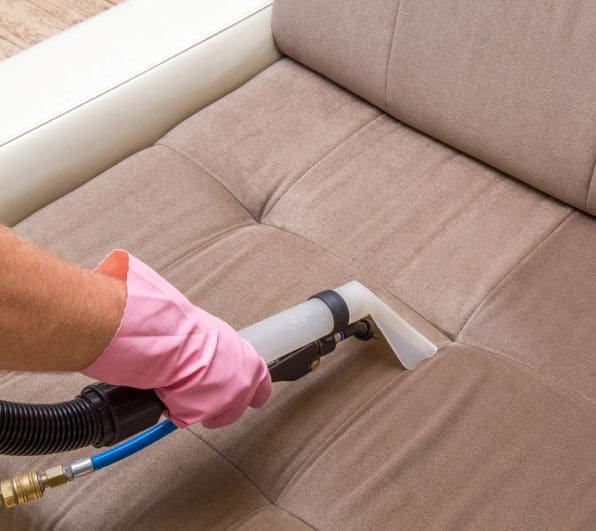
0, 466, 68, 508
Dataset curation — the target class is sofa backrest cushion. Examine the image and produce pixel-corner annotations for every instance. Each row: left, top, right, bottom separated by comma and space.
272, 0, 596, 215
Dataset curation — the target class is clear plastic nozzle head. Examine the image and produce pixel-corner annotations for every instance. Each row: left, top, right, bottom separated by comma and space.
240, 281, 436, 368
334, 282, 436, 368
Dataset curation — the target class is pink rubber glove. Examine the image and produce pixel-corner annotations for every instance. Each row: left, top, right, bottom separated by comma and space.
82, 250, 271, 428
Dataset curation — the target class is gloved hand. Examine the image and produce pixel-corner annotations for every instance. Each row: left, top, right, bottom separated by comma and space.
82, 250, 271, 428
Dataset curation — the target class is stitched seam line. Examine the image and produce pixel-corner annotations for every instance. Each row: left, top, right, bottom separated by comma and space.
157, 143, 257, 222
383, 1, 401, 111
227, 504, 316, 530
226, 506, 275, 530
227, 506, 268, 530
457, 209, 576, 338
159, 225, 251, 275
586, 153, 596, 209
150, 143, 258, 273
262, 222, 450, 339
278, 363, 413, 498
180, 431, 269, 527
458, 342, 596, 411
186, 430, 317, 530
260, 113, 383, 220
1, 3, 273, 147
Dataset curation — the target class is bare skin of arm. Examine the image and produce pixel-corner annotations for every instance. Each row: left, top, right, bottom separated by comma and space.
0, 226, 126, 371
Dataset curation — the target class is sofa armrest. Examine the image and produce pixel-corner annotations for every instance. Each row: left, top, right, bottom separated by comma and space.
0, 0, 280, 226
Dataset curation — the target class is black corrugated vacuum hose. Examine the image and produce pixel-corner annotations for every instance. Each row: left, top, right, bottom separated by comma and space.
0, 383, 163, 456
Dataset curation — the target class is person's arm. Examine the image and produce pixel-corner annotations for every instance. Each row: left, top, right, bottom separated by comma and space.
0, 226, 271, 428
0, 225, 126, 371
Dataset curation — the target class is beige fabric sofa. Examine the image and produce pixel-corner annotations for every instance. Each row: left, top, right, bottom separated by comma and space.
1, 0, 595, 529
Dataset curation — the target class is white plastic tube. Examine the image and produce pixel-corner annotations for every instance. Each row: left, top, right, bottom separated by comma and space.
239, 281, 437, 368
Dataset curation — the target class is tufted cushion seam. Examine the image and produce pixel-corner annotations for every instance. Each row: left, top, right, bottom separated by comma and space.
261, 222, 452, 339
259, 113, 383, 220
186, 429, 317, 529
457, 210, 575, 339
276, 360, 414, 499
587, 154, 596, 210
455, 342, 596, 411
156, 142, 258, 222
383, 1, 401, 111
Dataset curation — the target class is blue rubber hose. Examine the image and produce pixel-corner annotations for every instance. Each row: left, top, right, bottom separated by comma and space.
91, 420, 177, 471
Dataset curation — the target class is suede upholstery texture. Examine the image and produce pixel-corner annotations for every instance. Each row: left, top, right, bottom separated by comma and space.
161, 59, 381, 219
273, 0, 596, 215
5, 53, 595, 529
264, 114, 571, 335
460, 212, 596, 402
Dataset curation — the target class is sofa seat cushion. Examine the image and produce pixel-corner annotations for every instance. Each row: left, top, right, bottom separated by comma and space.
263, 113, 571, 336
160, 59, 381, 219
273, 343, 596, 530
15, 144, 256, 271
6, 58, 595, 528
460, 211, 596, 402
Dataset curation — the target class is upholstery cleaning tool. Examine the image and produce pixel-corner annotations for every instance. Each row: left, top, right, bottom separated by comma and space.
0, 281, 436, 508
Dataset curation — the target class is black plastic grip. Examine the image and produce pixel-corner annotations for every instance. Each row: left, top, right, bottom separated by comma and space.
309, 290, 349, 334
80, 383, 164, 447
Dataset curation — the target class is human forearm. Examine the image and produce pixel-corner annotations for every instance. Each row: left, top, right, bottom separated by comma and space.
0, 227, 126, 371
0, 228, 271, 427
